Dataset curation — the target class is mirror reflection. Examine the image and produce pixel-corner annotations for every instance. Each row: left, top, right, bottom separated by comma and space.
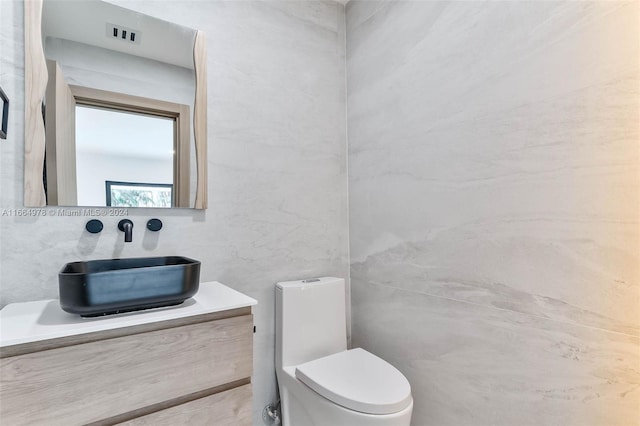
76, 106, 174, 208
41, 0, 199, 208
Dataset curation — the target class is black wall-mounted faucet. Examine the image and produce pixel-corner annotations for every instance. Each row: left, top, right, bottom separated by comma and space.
118, 219, 134, 242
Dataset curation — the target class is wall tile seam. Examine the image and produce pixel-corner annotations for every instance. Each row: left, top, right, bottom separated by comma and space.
341, 1, 353, 348
356, 280, 640, 340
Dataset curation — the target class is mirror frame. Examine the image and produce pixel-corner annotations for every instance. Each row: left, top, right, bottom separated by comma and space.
24, 0, 208, 209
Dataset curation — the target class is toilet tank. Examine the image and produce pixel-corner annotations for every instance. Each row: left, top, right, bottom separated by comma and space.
276, 277, 347, 369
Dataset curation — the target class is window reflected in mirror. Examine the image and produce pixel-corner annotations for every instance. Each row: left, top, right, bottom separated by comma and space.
75, 106, 175, 207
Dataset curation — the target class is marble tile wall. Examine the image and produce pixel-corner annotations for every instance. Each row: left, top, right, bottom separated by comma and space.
346, 1, 639, 425
0, 1, 348, 423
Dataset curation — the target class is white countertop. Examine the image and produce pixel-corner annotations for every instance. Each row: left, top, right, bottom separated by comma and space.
0, 281, 257, 348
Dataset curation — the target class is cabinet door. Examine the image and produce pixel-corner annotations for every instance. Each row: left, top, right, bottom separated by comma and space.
117, 384, 252, 426
0, 315, 253, 425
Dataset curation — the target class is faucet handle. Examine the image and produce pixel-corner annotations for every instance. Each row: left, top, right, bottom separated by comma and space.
85, 219, 104, 234
146, 218, 163, 232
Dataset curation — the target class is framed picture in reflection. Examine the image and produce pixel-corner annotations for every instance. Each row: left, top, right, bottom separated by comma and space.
105, 181, 173, 208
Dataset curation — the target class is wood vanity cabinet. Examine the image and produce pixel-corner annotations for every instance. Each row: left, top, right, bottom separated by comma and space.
0, 307, 253, 426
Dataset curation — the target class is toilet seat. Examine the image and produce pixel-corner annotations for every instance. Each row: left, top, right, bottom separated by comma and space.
295, 348, 412, 415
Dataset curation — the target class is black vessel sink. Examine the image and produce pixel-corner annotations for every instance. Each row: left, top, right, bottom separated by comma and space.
59, 256, 200, 317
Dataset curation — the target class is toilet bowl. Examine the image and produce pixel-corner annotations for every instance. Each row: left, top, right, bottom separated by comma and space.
275, 277, 413, 426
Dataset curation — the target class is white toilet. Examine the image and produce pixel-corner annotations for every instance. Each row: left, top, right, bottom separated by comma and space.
275, 277, 413, 426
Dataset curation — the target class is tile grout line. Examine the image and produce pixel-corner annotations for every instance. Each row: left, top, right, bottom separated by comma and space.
342, 1, 353, 348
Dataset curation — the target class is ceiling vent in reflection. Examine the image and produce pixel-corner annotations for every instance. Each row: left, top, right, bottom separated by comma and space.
106, 23, 140, 45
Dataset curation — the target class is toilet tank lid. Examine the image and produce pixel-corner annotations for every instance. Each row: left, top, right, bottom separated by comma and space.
295, 348, 412, 415
276, 276, 344, 289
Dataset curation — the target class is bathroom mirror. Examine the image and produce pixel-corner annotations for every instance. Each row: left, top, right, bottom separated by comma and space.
24, 0, 207, 208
